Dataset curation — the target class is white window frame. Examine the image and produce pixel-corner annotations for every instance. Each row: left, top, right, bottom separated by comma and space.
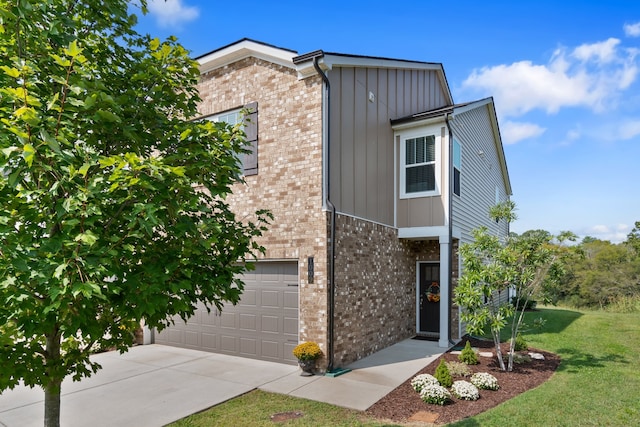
399, 124, 441, 199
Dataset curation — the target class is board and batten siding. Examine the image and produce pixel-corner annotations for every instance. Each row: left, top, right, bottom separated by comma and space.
328, 66, 449, 226
450, 105, 510, 246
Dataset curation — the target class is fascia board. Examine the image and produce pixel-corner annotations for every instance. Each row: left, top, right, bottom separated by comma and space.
198, 40, 296, 74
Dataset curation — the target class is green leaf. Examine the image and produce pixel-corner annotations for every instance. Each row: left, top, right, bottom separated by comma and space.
75, 230, 98, 246
22, 144, 35, 166
50, 54, 71, 67
40, 129, 61, 154
0, 65, 20, 78
53, 263, 68, 279
64, 39, 82, 58
149, 38, 160, 51
78, 163, 90, 177
95, 109, 121, 123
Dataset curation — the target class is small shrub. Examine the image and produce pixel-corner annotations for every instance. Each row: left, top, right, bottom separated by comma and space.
434, 358, 453, 388
419, 384, 451, 405
451, 380, 480, 401
410, 374, 439, 392
514, 333, 528, 351
445, 361, 473, 377
512, 353, 531, 364
458, 340, 479, 365
470, 372, 500, 390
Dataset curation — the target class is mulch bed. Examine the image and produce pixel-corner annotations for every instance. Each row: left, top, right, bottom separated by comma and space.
366, 336, 560, 425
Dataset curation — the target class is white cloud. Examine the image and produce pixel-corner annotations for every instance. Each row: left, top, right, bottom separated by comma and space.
617, 119, 640, 140
624, 22, 640, 37
500, 120, 546, 144
572, 38, 620, 64
462, 38, 639, 118
146, 0, 199, 29
579, 224, 631, 243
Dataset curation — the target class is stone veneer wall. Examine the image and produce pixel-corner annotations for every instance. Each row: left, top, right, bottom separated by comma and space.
331, 213, 442, 367
197, 57, 330, 355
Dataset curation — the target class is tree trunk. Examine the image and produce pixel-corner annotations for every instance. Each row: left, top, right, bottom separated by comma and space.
492, 330, 506, 371
507, 336, 516, 371
44, 332, 62, 427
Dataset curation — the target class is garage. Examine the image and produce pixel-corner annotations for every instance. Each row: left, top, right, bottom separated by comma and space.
155, 261, 299, 365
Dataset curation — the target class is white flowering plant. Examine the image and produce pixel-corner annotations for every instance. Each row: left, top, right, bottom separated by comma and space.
419, 384, 451, 405
410, 373, 439, 392
451, 380, 480, 401
470, 372, 500, 390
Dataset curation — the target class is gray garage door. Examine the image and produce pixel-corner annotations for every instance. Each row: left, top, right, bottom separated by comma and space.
155, 262, 299, 365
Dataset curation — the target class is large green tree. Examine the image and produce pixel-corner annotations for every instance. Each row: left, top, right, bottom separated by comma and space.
0, 1, 270, 426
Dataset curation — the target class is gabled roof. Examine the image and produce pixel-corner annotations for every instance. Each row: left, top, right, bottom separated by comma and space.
391, 98, 512, 196
196, 39, 454, 105
197, 38, 298, 74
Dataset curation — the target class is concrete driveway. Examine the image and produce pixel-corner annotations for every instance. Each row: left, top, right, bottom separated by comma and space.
0, 345, 298, 427
0, 339, 444, 427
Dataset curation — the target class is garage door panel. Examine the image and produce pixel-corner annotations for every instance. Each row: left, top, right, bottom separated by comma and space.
220, 312, 236, 328
239, 313, 257, 331
220, 335, 237, 352
239, 289, 257, 306
184, 331, 199, 347
284, 291, 298, 309
283, 316, 298, 335
240, 338, 257, 356
155, 262, 299, 365
261, 290, 280, 308
261, 315, 279, 333
201, 333, 217, 351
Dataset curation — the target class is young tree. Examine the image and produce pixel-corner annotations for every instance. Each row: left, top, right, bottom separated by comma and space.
0, 2, 270, 426
454, 202, 573, 371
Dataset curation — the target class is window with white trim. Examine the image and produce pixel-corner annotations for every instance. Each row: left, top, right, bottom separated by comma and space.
400, 128, 440, 198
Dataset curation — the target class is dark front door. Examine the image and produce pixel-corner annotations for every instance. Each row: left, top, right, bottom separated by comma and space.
419, 263, 440, 335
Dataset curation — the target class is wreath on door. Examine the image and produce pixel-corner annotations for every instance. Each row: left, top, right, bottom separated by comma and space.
426, 282, 440, 303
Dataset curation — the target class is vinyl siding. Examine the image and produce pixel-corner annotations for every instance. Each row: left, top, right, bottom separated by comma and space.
450, 105, 510, 246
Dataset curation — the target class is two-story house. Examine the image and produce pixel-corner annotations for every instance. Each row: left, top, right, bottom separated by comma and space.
154, 39, 512, 371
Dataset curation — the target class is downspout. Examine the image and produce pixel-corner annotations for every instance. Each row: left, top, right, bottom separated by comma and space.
445, 113, 455, 345
312, 55, 337, 372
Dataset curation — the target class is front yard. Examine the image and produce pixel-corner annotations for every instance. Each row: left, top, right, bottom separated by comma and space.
170, 307, 640, 426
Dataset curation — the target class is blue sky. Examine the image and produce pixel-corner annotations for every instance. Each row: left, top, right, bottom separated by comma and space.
132, 0, 640, 243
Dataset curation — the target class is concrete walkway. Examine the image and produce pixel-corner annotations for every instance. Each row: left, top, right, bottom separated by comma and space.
0, 338, 444, 427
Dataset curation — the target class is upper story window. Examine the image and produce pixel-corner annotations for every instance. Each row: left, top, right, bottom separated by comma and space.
207, 102, 258, 176
399, 126, 441, 198
453, 139, 461, 196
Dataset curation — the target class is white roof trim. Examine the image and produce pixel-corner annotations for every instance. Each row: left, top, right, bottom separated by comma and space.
322, 54, 443, 72
198, 40, 296, 74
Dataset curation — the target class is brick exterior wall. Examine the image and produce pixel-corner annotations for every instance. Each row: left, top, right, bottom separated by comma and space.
331, 213, 442, 366
197, 57, 330, 356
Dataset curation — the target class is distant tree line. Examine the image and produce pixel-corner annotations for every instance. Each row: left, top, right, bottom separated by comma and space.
517, 221, 640, 309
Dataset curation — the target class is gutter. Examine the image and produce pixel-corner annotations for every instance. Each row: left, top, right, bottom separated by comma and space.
307, 53, 338, 373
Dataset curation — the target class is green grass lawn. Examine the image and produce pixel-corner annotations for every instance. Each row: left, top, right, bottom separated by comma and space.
450, 307, 640, 426
168, 389, 399, 427
170, 307, 640, 426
